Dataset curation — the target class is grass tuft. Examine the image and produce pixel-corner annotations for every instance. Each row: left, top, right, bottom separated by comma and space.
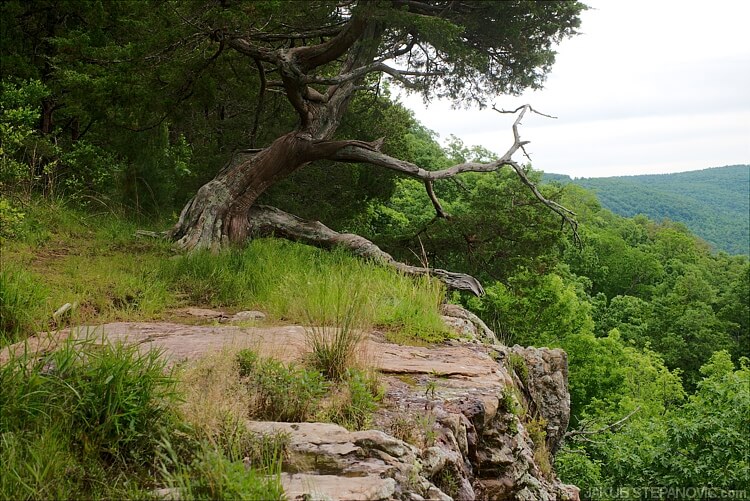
0, 265, 47, 344
322, 368, 384, 430
304, 285, 367, 381
0, 334, 178, 498
0, 334, 285, 500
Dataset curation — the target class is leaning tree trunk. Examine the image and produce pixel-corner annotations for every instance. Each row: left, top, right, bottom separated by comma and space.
169, 131, 318, 251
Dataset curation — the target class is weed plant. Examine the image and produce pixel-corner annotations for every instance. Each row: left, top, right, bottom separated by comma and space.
507, 352, 529, 385
235, 349, 382, 431
526, 416, 552, 478
323, 368, 384, 430
388, 411, 437, 449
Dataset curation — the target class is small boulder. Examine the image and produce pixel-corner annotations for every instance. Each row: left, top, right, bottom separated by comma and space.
229, 310, 267, 322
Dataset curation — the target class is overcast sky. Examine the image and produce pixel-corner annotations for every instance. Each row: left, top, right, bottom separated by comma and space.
397, 0, 750, 178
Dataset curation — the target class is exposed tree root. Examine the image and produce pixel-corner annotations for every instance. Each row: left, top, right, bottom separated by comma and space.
246, 205, 485, 296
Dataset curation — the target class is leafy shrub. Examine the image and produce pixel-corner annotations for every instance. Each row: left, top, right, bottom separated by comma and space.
0, 80, 49, 191
0, 198, 24, 240
236, 349, 328, 422
58, 140, 123, 203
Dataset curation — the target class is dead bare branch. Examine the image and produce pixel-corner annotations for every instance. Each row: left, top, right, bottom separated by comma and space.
325, 105, 580, 244
564, 406, 642, 442
424, 180, 449, 219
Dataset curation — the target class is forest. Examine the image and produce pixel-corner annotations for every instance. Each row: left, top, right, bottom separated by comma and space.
545, 165, 750, 255
1, 1, 748, 499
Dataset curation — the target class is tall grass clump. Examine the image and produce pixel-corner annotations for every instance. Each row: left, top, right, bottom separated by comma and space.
0, 334, 178, 498
160, 441, 284, 501
372, 272, 451, 344
1, 334, 285, 500
0, 266, 46, 344
304, 284, 367, 381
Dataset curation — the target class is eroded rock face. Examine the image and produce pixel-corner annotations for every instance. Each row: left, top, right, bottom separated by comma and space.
507, 345, 571, 454
3, 319, 577, 500
373, 340, 576, 500
440, 304, 498, 345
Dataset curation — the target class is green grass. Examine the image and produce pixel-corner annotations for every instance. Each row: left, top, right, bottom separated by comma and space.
0, 334, 176, 498
237, 349, 329, 422
304, 285, 367, 382
1, 197, 452, 346
507, 352, 529, 385
158, 240, 451, 343
0, 265, 47, 344
235, 349, 383, 431
0, 196, 455, 498
321, 368, 384, 431
0, 334, 284, 500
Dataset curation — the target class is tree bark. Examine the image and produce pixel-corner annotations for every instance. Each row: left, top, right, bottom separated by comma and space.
169, 132, 315, 250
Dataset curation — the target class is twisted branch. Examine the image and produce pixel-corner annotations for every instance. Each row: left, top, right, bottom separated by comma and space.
325, 105, 580, 244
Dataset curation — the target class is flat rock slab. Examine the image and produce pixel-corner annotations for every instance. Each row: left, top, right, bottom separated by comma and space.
282, 474, 398, 501
1, 323, 506, 391
247, 422, 417, 500
0, 322, 307, 365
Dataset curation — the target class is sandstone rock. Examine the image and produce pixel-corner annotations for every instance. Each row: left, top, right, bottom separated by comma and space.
509, 345, 570, 454
282, 474, 396, 501
179, 307, 227, 319
3, 321, 576, 500
151, 487, 180, 500
229, 310, 267, 322
440, 304, 498, 344
245, 421, 443, 500
441, 315, 476, 338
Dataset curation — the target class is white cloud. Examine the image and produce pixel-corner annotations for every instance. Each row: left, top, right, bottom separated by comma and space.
397, 0, 750, 177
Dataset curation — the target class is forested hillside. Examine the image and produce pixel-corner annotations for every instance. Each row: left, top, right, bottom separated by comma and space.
1, 1, 748, 499
545, 165, 750, 255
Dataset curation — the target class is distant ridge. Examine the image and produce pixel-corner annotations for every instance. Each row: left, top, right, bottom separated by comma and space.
544, 165, 750, 255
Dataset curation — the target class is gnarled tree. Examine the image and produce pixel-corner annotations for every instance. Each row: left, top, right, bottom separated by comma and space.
167, 0, 585, 294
